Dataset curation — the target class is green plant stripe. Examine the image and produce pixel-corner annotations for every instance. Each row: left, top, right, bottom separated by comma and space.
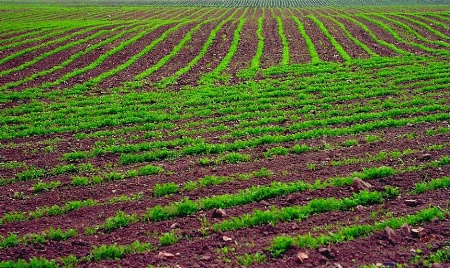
0, 240, 153, 267
213, 189, 397, 232
270, 207, 445, 257
0, 28, 57, 49
139, 159, 449, 222
325, 15, 378, 57
238, 7, 267, 79
0, 28, 114, 79
215, 172, 450, 232
276, 16, 290, 65
83, 8, 219, 87
0, 168, 269, 225
308, 14, 351, 61
411, 14, 449, 30
0, 162, 448, 259
251, 11, 265, 70
119, 114, 449, 164
411, 176, 450, 194
85, 21, 188, 86
373, 14, 449, 47
358, 14, 450, 56
0, 227, 77, 250
397, 14, 450, 40
155, 8, 242, 87
199, 13, 247, 83
39, 96, 446, 158
0, 24, 115, 68
133, 9, 228, 80
291, 15, 319, 63
339, 14, 409, 56
0, 24, 134, 91
0, 56, 448, 140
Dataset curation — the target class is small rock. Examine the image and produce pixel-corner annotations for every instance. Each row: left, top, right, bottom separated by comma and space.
411, 227, 425, 237
200, 255, 211, 261
212, 208, 227, 218
375, 262, 383, 267
419, 154, 432, 161
405, 199, 420, 207
157, 251, 175, 259
352, 178, 372, 191
297, 251, 309, 263
385, 261, 396, 267
291, 223, 299, 230
385, 227, 396, 242
333, 263, 343, 268
355, 205, 365, 211
318, 247, 330, 254
222, 236, 232, 241
175, 253, 181, 256
170, 223, 180, 229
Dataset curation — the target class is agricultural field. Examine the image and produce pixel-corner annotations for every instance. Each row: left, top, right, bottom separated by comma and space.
0, 1, 449, 267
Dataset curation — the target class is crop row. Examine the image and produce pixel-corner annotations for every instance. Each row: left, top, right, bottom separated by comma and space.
1, 8, 448, 92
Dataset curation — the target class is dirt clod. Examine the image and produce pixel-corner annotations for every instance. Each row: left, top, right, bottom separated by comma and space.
157, 251, 175, 260
297, 251, 309, 263
384, 226, 396, 243
212, 208, 227, 218
352, 178, 372, 191
404, 199, 420, 207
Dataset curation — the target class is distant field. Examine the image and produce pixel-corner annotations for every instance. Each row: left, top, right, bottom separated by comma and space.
0, 0, 448, 6
0, 2, 449, 267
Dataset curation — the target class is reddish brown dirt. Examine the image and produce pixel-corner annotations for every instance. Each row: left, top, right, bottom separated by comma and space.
260, 14, 283, 68
177, 19, 239, 86
317, 14, 371, 59
371, 15, 448, 51
388, 15, 448, 42
332, 15, 398, 57
291, 10, 343, 62
1, 120, 448, 232
226, 8, 260, 75
144, 9, 234, 85
406, 14, 450, 39
1, 30, 123, 90
1, 7, 449, 267
99, 8, 219, 88
14, 26, 141, 91
280, 10, 311, 64
0, 26, 105, 72
97, 22, 197, 89
352, 16, 428, 56
52, 23, 177, 90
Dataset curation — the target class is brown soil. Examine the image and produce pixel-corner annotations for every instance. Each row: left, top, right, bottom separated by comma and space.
225, 9, 260, 75
260, 14, 283, 68
0, 26, 106, 72
332, 15, 398, 57
280, 10, 311, 64
144, 9, 235, 85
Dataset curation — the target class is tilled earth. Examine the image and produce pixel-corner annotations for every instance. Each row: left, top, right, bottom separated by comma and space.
0, 4, 449, 268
